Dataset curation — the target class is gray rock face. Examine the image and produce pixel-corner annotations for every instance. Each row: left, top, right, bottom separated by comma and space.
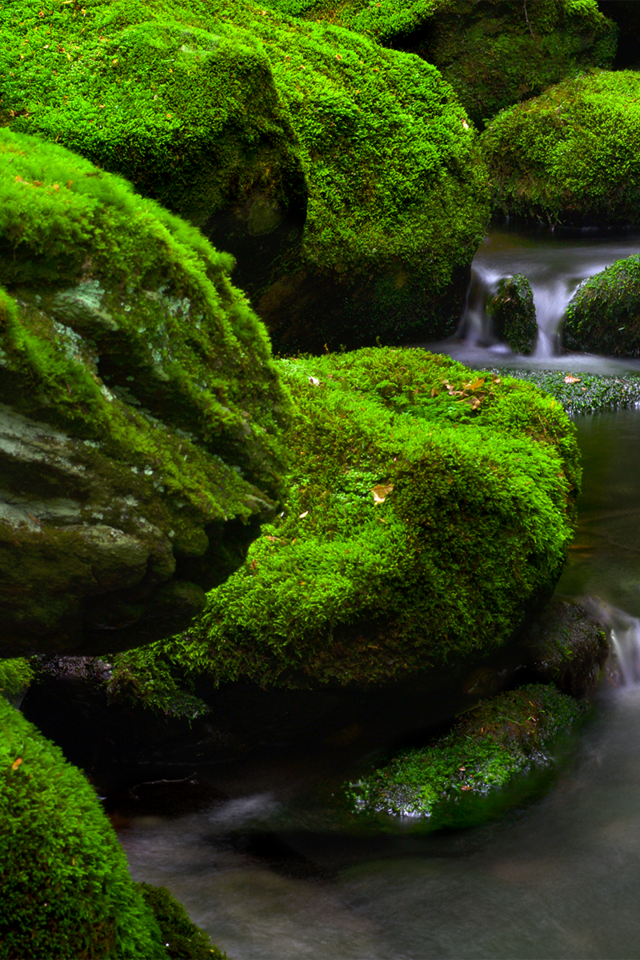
0, 130, 289, 657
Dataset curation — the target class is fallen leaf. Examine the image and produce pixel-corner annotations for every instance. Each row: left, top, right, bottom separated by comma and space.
564, 375, 581, 384
299, 511, 309, 518
12, 758, 22, 771
461, 785, 472, 792
371, 483, 394, 504
308, 376, 320, 386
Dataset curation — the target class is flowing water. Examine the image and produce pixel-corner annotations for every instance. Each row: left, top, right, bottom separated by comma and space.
119, 230, 640, 959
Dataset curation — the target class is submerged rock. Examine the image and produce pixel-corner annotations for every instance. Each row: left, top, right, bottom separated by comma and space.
487, 274, 537, 354
118, 348, 580, 690
0, 130, 289, 657
345, 683, 586, 825
482, 71, 640, 225
264, 0, 616, 127
2, 0, 489, 352
562, 254, 640, 356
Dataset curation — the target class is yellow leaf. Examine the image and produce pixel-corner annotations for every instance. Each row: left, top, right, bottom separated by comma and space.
12, 758, 22, 771
371, 483, 394, 504
564, 375, 581, 384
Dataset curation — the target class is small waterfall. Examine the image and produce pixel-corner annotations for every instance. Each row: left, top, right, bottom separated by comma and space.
582, 598, 640, 687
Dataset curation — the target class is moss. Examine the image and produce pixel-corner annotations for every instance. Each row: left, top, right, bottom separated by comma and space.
137, 883, 227, 959
0, 696, 167, 959
263, 0, 616, 128
0, 130, 290, 656
482, 366, 640, 416
0, 0, 489, 351
487, 273, 537, 354
562, 253, 640, 356
481, 70, 640, 225
111, 347, 580, 690
345, 683, 586, 824
0, 659, 34, 703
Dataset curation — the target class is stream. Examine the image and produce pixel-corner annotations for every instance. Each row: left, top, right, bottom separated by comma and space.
118, 229, 640, 959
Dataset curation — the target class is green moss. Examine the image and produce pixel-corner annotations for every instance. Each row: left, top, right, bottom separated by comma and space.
487, 273, 537, 355
262, 0, 616, 128
0, 130, 290, 656
0, 0, 489, 350
0, 658, 34, 703
137, 883, 227, 959
481, 70, 640, 224
562, 254, 640, 356
112, 347, 579, 690
345, 683, 586, 824
483, 367, 640, 416
0, 697, 167, 959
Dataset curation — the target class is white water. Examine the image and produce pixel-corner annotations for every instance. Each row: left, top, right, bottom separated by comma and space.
449, 227, 640, 363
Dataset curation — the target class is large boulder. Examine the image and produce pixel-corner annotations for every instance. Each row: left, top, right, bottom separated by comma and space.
487, 274, 537, 354
0, 130, 289, 658
0, 696, 167, 959
481, 70, 640, 225
562, 254, 640, 356
1, 0, 489, 352
115, 348, 580, 689
264, 0, 616, 127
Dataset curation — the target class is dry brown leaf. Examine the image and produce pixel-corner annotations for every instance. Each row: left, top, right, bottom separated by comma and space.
564, 375, 581, 384
371, 483, 394, 504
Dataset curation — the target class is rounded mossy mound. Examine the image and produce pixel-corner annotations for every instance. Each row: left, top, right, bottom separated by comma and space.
344, 683, 586, 826
562, 254, 640, 356
137, 883, 227, 959
0, 696, 166, 959
117, 348, 580, 689
1, 1, 489, 352
264, 0, 616, 128
0, 130, 290, 658
481, 70, 640, 225
487, 274, 537, 355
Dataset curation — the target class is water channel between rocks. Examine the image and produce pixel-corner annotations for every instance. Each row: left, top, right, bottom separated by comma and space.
119, 230, 640, 960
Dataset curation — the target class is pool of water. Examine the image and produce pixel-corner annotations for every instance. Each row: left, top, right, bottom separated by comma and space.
119, 409, 640, 959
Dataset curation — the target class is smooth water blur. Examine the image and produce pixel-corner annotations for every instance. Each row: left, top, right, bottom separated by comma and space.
425, 226, 640, 370
119, 411, 640, 959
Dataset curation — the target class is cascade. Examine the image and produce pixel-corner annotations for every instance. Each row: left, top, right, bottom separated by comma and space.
583, 598, 640, 686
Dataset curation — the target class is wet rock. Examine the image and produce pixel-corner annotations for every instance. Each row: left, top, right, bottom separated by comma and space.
522, 598, 609, 698
563, 254, 640, 357
0, 130, 289, 657
487, 274, 537, 354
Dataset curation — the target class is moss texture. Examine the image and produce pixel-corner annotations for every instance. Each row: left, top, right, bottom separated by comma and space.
0, 696, 167, 959
0, 129, 290, 657
0, 659, 34, 705
345, 682, 585, 824
487, 273, 537, 354
137, 883, 227, 959
483, 366, 640, 416
1, 0, 489, 352
481, 70, 640, 225
562, 253, 640, 356
263, 0, 616, 128
111, 348, 580, 691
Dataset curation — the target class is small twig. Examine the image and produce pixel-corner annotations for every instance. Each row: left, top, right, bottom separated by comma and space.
523, 0, 535, 40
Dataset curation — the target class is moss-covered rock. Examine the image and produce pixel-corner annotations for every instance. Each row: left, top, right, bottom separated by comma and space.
0, 658, 34, 707
482, 366, 640, 416
0, 130, 289, 658
487, 274, 537, 354
112, 348, 580, 689
137, 883, 227, 959
1, 0, 489, 352
523, 598, 609, 697
264, 0, 616, 128
482, 70, 640, 225
0, 696, 167, 958
345, 683, 586, 824
562, 253, 640, 355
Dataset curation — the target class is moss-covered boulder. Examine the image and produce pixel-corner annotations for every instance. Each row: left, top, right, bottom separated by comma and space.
523, 598, 609, 697
481, 70, 640, 225
1, 0, 489, 352
562, 253, 640, 355
0, 130, 289, 658
0, 696, 167, 958
138, 883, 227, 959
345, 683, 585, 825
487, 274, 537, 354
264, 0, 616, 128
115, 348, 580, 689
